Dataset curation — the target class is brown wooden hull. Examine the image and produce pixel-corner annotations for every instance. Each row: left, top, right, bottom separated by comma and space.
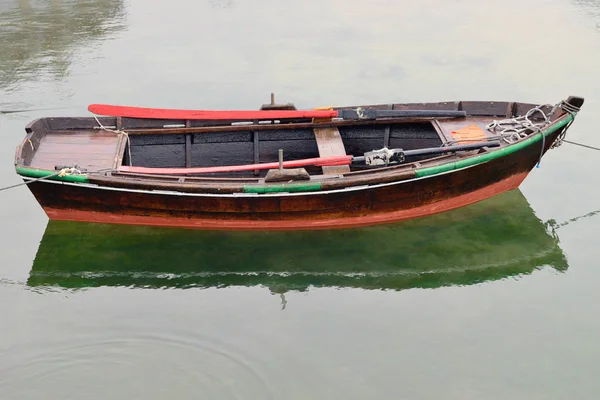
39, 171, 528, 230
24, 126, 554, 231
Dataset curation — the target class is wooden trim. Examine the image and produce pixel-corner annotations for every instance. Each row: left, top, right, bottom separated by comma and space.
383, 125, 390, 147
185, 120, 192, 168
113, 134, 127, 169
113, 171, 261, 182
431, 119, 449, 144
506, 102, 514, 118
117, 116, 460, 136
253, 131, 260, 176
313, 127, 351, 174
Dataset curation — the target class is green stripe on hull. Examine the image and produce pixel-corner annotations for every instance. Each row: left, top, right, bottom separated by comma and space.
16, 167, 89, 183
244, 182, 322, 193
415, 114, 575, 178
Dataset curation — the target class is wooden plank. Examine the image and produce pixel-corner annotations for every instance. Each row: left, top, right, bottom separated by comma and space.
430, 120, 450, 144
435, 117, 496, 142
29, 131, 125, 171
458, 101, 512, 117
393, 102, 459, 111
114, 134, 127, 168
46, 117, 115, 130
185, 120, 192, 168
313, 127, 350, 174
117, 116, 463, 136
383, 125, 390, 147
253, 131, 260, 176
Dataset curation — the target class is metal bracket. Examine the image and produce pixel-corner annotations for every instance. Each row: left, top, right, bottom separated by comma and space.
364, 147, 405, 166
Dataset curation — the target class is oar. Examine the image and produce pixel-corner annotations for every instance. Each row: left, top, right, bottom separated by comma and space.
352, 141, 501, 164
88, 103, 467, 121
118, 141, 497, 175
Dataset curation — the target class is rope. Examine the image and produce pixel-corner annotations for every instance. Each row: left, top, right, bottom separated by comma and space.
0, 171, 63, 192
486, 104, 554, 144
485, 101, 583, 167
0, 167, 79, 193
94, 116, 132, 166
0, 167, 116, 193
563, 140, 600, 152
545, 208, 600, 235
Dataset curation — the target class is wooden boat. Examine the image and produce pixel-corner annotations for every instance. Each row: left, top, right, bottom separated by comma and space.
28, 190, 567, 291
14, 94, 584, 231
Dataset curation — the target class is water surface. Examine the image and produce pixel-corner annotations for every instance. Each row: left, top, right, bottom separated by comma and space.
1, 0, 600, 398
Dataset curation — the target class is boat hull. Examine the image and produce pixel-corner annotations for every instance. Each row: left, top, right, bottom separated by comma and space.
23, 126, 557, 231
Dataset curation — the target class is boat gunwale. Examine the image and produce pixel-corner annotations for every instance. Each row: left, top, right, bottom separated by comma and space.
13, 100, 574, 193
14, 110, 575, 197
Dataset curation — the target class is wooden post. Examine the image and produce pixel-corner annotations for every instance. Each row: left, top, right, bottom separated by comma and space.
279, 149, 283, 170
253, 129, 260, 176
185, 120, 192, 168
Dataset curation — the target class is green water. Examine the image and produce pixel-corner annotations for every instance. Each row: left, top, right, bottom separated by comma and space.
1, 0, 600, 399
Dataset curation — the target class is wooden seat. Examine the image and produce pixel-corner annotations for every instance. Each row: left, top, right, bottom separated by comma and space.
313, 127, 351, 175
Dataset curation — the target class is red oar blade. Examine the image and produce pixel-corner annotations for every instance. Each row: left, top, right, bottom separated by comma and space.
88, 104, 338, 121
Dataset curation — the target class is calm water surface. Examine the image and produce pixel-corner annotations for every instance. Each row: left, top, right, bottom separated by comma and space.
1, 0, 600, 398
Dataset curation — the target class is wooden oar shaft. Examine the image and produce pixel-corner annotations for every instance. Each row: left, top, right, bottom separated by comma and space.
119, 155, 353, 175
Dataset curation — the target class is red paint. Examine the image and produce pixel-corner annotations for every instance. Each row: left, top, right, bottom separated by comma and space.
88, 104, 338, 121
43, 172, 529, 231
119, 155, 352, 175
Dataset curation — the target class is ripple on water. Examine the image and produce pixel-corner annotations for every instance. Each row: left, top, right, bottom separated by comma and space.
0, 331, 273, 400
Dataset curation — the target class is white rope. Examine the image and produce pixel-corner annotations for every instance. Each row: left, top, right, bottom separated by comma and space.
486, 104, 554, 144
94, 116, 132, 166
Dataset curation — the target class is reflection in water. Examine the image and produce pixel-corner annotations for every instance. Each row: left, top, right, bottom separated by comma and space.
0, 0, 126, 89
208, 0, 235, 9
28, 190, 568, 294
572, 0, 600, 29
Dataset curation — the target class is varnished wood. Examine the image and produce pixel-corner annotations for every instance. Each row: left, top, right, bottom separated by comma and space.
115, 117, 449, 136
313, 127, 351, 175
29, 131, 121, 171
26, 125, 557, 229
13, 97, 583, 231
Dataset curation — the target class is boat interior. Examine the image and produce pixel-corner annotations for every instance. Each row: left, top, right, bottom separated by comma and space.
16, 100, 556, 181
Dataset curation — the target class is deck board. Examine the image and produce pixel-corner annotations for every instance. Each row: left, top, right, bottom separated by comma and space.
313, 127, 351, 175
30, 130, 122, 171
435, 117, 496, 144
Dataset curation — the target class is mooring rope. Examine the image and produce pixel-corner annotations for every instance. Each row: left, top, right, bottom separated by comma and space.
545, 207, 600, 237
0, 167, 80, 193
0, 167, 116, 193
562, 139, 600, 152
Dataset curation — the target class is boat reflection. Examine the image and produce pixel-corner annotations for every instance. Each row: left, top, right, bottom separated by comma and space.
28, 190, 567, 293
